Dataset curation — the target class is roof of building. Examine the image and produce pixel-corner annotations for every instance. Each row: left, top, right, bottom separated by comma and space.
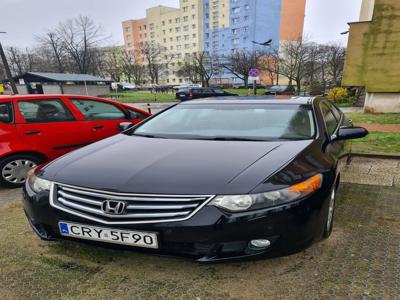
15, 72, 110, 83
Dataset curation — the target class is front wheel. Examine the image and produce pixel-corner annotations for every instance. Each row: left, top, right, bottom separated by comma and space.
0, 154, 42, 188
323, 182, 338, 239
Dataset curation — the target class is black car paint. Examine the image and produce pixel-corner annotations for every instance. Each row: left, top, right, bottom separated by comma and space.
23, 97, 355, 262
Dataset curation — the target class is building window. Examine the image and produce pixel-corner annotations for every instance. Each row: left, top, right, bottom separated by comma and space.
126, 34, 131, 40
205, 23, 209, 29
144, 33, 147, 37
149, 23, 154, 30
184, 44, 190, 49
169, 19, 172, 24
206, 42, 210, 48
176, 17, 180, 23
127, 42, 132, 47
193, 43, 197, 47
162, 30, 166, 34
192, 33, 196, 38
183, 16, 189, 22
183, 6, 188, 12
169, 28, 173, 33
232, 7, 240, 13
192, 14, 196, 20
184, 35, 189, 40
124, 27, 129, 32
179, 79, 183, 83
232, 18, 240, 24
170, 37, 173, 41
163, 38, 167, 43
177, 45, 182, 50
191, 4, 195, 9
244, 26, 249, 32
192, 24, 196, 29
144, 25, 147, 30
176, 27, 181, 33
244, 16, 249, 21
245, 4, 250, 9
232, 28, 240, 35
232, 39, 240, 45
170, 46, 174, 50
176, 36, 181, 41
150, 32, 155, 38
162, 21, 165, 26
183, 25, 189, 31
139, 26, 142, 31
177, 53, 182, 58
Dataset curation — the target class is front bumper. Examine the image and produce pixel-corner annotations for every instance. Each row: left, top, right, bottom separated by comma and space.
22, 183, 330, 262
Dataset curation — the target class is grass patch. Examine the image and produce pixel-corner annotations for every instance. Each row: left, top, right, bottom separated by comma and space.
102, 91, 177, 103
352, 131, 400, 154
346, 112, 400, 125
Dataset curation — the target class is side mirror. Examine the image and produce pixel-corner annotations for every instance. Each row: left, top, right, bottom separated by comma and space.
118, 122, 134, 132
334, 126, 369, 141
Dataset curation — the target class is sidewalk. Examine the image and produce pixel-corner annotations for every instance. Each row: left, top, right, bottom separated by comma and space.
342, 156, 400, 186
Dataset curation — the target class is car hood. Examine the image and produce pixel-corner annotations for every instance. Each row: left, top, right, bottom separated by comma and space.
41, 134, 312, 195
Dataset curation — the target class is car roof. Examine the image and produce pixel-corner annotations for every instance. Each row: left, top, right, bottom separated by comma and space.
179, 96, 315, 105
0, 94, 113, 102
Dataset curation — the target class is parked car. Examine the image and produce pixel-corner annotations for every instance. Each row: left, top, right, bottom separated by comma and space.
117, 82, 136, 91
0, 94, 150, 187
23, 96, 368, 262
265, 85, 296, 95
176, 87, 238, 101
174, 84, 202, 90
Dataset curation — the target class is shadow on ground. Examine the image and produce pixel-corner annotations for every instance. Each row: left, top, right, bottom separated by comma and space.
0, 183, 399, 299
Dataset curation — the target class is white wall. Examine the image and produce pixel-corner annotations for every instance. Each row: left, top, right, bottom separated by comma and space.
364, 92, 400, 113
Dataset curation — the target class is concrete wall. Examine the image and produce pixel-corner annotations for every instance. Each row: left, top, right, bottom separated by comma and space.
364, 93, 400, 113
343, 0, 400, 93
360, 0, 375, 21
61, 85, 110, 97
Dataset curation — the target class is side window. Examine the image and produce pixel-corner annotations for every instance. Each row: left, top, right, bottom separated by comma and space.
18, 99, 74, 123
329, 103, 342, 122
320, 102, 338, 135
71, 99, 126, 121
126, 108, 149, 119
213, 88, 225, 94
0, 102, 13, 123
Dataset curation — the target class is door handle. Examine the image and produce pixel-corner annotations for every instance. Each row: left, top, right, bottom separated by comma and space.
93, 125, 104, 130
25, 130, 41, 135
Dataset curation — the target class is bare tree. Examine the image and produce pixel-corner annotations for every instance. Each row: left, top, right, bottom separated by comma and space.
121, 51, 146, 85
37, 31, 66, 73
279, 39, 310, 95
57, 16, 105, 74
326, 43, 346, 87
7, 47, 35, 75
139, 42, 170, 84
177, 51, 220, 86
220, 50, 262, 88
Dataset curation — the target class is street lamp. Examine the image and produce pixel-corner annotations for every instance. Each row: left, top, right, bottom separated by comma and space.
0, 32, 18, 94
251, 39, 274, 95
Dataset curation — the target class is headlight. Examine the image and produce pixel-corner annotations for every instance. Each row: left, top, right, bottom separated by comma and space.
27, 169, 51, 193
209, 174, 322, 212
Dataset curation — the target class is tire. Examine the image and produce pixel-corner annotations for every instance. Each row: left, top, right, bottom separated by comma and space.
0, 154, 42, 188
322, 180, 339, 239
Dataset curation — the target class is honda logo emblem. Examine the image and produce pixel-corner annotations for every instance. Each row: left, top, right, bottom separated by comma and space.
101, 200, 127, 215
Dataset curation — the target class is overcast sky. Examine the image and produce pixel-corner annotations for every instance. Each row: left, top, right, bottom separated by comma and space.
0, 0, 362, 47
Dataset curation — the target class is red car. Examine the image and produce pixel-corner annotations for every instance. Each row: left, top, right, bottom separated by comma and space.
0, 94, 150, 187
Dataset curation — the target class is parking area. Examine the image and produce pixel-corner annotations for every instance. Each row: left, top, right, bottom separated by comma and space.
0, 159, 399, 299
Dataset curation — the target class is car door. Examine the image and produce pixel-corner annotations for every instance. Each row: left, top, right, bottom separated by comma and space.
0, 102, 17, 157
15, 98, 92, 160
69, 98, 130, 142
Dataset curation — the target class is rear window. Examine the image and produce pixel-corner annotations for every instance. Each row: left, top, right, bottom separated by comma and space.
18, 99, 74, 123
71, 99, 126, 120
133, 104, 316, 141
0, 102, 12, 124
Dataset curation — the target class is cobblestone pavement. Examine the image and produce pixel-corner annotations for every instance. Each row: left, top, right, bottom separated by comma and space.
0, 158, 399, 299
342, 157, 400, 187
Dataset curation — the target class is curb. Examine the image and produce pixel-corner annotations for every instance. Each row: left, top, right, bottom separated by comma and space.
352, 152, 400, 159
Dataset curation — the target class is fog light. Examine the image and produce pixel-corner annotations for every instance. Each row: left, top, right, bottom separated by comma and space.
249, 239, 271, 249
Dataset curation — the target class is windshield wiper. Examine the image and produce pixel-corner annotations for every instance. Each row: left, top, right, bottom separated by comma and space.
205, 136, 272, 141
132, 133, 166, 139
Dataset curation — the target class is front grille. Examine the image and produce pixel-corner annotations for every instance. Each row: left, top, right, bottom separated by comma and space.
50, 183, 215, 225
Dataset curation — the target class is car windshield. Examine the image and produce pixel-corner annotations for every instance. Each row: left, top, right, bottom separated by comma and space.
269, 86, 288, 91
132, 104, 316, 141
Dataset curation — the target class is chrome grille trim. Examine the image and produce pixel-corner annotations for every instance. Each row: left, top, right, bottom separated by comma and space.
49, 182, 215, 225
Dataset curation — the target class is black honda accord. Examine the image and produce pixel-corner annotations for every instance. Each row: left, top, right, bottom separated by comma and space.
23, 97, 368, 262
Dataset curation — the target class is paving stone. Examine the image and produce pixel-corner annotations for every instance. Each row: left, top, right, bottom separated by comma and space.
341, 172, 394, 186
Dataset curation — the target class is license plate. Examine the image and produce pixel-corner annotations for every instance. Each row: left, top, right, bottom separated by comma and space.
179, 94, 185, 96
58, 222, 158, 249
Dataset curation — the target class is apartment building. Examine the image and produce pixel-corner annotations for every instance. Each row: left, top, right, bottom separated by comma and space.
122, 0, 306, 85
343, 0, 400, 112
